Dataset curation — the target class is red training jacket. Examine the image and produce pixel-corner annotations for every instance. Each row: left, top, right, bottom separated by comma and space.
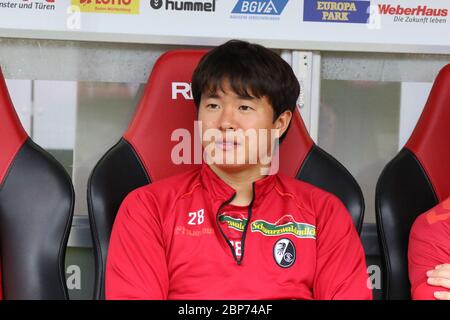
409, 197, 450, 300
106, 164, 372, 300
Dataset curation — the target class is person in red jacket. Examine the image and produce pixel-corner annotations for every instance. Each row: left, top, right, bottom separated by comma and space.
106, 40, 372, 300
409, 197, 450, 300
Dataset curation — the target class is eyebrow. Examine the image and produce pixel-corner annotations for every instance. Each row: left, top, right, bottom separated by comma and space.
237, 94, 256, 101
203, 92, 256, 100
204, 93, 220, 99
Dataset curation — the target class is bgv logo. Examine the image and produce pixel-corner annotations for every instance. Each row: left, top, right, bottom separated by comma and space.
232, 0, 289, 15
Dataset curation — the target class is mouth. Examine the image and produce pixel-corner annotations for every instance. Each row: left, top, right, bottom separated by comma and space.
215, 141, 241, 151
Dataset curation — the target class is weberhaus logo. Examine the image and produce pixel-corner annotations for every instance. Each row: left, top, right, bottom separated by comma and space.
149, 0, 216, 12
303, 0, 370, 23
230, 0, 289, 21
377, 4, 448, 25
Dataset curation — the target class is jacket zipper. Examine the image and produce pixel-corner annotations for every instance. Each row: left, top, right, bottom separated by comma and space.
215, 182, 256, 265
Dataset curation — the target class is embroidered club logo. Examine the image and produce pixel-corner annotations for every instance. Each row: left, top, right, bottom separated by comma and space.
251, 215, 316, 238
273, 238, 296, 268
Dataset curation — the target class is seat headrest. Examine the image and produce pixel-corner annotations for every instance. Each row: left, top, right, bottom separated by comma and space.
406, 64, 450, 201
123, 50, 313, 182
0, 68, 27, 185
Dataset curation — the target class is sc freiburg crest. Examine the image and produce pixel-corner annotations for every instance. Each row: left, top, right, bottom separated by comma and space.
273, 238, 296, 268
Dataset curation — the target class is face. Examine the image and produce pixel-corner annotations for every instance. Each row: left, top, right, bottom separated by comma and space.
197, 81, 292, 173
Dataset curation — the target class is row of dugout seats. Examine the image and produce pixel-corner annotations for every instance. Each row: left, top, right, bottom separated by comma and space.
0, 50, 449, 299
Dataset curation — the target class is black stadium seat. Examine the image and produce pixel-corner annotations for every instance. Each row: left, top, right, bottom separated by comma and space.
0, 68, 74, 299
376, 64, 450, 299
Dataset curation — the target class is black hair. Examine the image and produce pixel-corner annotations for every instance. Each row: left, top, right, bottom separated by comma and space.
191, 40, 300, 127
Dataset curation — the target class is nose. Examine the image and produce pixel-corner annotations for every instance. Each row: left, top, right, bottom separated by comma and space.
218, 106, 237, 132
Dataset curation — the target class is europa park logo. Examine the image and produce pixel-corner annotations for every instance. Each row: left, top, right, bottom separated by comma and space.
72, 0, 140, 14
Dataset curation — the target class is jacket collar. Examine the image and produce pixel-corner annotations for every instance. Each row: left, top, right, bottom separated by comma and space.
200, 163, 277, 207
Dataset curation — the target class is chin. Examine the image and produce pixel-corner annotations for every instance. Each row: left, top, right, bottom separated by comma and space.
210, 162, 254, 172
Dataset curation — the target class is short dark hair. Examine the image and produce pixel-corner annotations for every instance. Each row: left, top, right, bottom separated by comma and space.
191, 40, 300, 123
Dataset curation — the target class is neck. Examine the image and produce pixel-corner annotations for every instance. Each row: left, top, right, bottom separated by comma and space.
209, 164, 266, 206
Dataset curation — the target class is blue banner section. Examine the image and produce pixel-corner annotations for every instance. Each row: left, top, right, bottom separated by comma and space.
303, 0, 370, 23
232, 0, 289, 16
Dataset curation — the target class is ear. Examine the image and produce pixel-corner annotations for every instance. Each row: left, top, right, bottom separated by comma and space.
274, 110, 293, 138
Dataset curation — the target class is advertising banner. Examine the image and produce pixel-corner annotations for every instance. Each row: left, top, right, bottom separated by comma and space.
0, 0, 449, 53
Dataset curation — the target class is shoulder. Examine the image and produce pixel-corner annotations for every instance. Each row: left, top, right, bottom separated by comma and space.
410, 197, 450, 245
122, 166, 202, 209
274, 174, 354, 235
275, 174, 348, 215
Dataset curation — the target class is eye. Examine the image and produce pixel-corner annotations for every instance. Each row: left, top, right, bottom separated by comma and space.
205, 103, 220, 110
239, 105, 254, 111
